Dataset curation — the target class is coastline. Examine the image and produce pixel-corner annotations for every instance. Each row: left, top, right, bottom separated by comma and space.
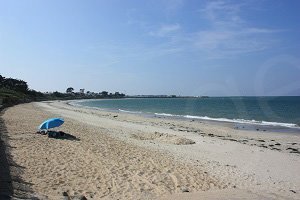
70, 99, 300, 134
2, 101, 300, 199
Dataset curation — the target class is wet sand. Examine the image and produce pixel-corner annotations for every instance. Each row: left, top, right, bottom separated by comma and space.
1, 101, 300, 199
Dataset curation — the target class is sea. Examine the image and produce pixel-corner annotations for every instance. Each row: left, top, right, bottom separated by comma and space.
74, 96, 300, 130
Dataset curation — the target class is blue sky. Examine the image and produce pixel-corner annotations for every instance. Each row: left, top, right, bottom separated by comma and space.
0, 0, 299, 96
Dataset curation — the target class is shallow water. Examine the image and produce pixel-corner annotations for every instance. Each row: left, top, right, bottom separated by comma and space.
76, 97, 300, 128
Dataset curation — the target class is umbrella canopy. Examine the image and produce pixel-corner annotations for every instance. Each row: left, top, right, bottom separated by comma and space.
39, 118, 64, 130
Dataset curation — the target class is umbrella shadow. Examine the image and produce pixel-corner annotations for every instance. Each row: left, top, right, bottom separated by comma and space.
40, 131, 80, 141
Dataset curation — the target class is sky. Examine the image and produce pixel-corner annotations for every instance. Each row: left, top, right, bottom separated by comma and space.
0, 0, 300, 96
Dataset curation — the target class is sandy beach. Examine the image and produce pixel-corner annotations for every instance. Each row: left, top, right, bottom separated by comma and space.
1, 101, 300, 199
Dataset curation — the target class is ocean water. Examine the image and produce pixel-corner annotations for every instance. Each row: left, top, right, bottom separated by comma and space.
75, 97, 300, 128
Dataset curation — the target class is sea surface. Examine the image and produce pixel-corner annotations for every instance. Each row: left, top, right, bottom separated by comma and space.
75, 97, 300, 128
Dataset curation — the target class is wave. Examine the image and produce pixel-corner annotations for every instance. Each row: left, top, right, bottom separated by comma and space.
70, 100, 299, 129
154, 113, 299, 128
154, 113, 181, 117
118, 109, 143, 114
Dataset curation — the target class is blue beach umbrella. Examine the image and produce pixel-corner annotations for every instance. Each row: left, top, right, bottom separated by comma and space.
39, 118, 64, 130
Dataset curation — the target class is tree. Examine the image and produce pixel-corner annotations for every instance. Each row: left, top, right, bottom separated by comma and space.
53, 91, 64, 98
100, 91, 108, 97
0, 75, 4, 86
66, 87, 74, 93
2, 78, 28, 93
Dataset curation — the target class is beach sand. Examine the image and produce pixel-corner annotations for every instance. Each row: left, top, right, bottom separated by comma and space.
1, 101, 300, 199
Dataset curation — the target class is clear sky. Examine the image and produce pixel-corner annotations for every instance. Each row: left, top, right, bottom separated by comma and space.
0, 0, 299, 96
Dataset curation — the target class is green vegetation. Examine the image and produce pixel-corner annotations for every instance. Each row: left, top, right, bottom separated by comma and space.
0, 87, 27, 106
0, 74, 126, 108
66, 87, 74, 93
0, 75, 45, 107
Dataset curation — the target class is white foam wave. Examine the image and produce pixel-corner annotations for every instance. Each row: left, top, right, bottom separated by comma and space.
119, 109, 142, 114
154, 113, 181, 117
155, 113, 298, 128
189, 116, 298, 128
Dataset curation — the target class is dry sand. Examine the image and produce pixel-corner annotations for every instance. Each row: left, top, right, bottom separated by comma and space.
1, 101, 300, 199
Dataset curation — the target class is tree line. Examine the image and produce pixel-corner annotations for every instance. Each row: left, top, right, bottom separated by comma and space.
0, 75, 45, 106
0, 75, 126, 107
0, 75, 29, 93
66, 87, 125, 98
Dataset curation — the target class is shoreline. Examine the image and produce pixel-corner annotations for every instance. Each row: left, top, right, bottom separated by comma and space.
69, 99, 300, 134
2, 101, 300, 199
52, 100, 300, 155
